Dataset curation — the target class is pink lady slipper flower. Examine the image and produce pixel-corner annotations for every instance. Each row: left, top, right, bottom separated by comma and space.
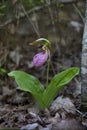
31, 38, 51, 67
33, 51, 49, 67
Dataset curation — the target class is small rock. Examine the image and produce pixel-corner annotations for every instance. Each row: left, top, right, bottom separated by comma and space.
52, 119, 86, 130
9, 46, 22, 66
27, 61, 34, 68
29, 112, 37, 118
20, 123, 38, 130
41, 128, 51, 130
82, 120, 87, 127
2, 86, 14, 96
69, 21, 83, 32
50, 96, 75, 114
48, 113, 61, 124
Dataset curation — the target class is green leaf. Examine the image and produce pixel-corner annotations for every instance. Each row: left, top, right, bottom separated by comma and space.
0, 5, 6, 10
8, 71, 44, 93
0, 68, 7, 76
8, 67, 79, 110
8, 71, 45, 110
43, 67, 79, 108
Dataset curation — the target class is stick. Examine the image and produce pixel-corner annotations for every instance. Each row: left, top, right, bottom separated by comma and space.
81, 0, 87, 111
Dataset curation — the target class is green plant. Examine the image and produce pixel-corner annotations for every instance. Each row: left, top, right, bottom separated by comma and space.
8, 38, 79, 110
0, 63, 7, 76
0, 3, 6, 17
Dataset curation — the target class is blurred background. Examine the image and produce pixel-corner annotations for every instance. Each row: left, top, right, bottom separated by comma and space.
0, 0, 85, 128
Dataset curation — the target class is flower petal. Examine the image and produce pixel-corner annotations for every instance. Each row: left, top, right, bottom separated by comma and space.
33, 52, 48, 67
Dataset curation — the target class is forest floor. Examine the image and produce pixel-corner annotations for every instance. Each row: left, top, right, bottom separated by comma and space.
0, 1, 87, 130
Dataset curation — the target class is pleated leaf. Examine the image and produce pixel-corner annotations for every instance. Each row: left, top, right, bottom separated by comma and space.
43, 67, 79, 108
8, 71, 45, 109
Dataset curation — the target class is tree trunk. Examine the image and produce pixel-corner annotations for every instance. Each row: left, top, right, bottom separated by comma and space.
81, 0, 87, 111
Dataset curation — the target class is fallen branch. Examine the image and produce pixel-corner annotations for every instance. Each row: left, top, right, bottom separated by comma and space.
81, 0, 87, 111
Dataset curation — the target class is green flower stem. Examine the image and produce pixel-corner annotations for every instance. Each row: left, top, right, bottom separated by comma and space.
46, 60, 50, 86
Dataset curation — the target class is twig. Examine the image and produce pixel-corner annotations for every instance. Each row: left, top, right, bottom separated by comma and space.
20, 0, 40, 37
45, 0, 59, 68
0, 0, 77, 29
73, 3, 84, 23
0, 18, 13, 29
32, 12, 40, 37
0, 3, 52, 29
